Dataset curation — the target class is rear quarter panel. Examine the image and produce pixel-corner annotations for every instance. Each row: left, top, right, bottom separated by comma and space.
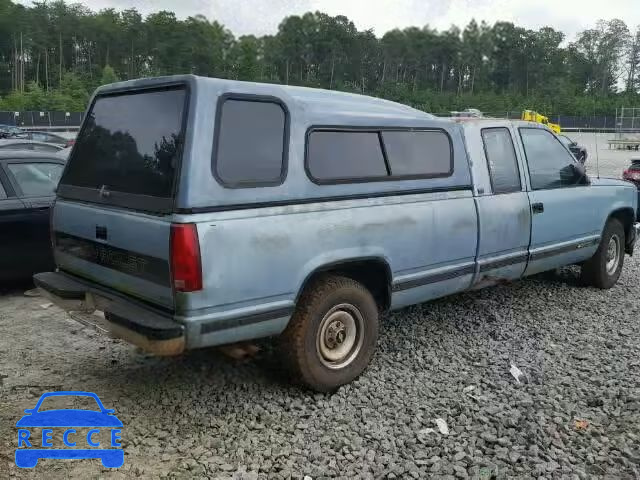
178, 189, 477, 348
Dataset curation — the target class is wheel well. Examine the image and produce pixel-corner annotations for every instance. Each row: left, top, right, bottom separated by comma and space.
609, 208, 634, 243
298, 259, 392, 311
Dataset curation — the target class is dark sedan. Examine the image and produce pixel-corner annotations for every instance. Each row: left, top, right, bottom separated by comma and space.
0, 151, 65, 282
558, 134, 587, 164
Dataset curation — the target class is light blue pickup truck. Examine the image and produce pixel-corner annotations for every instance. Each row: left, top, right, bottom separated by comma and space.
35, 75, 639, 391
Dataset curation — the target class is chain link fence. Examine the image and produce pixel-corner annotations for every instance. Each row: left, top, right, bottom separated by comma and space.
0, 111, 84, 128
0, 109, 634, 133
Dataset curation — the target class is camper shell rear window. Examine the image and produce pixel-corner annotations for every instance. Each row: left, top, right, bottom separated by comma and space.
58, 84, 188, 213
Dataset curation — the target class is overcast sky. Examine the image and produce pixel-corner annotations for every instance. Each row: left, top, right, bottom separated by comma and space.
17, 0, 640, 40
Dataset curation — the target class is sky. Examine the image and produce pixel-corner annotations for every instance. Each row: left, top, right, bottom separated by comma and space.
16, 0, 640, 40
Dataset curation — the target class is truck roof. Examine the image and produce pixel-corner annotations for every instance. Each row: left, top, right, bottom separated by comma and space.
95, 74, 438, 125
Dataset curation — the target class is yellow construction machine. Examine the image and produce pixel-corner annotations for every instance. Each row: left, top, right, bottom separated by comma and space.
521, 110, 561, 133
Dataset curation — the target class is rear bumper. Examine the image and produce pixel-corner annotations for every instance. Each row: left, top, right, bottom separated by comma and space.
33, 271, 185, 356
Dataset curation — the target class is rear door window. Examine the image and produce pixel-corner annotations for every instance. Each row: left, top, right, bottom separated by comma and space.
481, 128, 521, 194
381, 130, 452, 177
7, 162, 63, 197
0, 181, 6, 199
307, 131, 388, 182
59, 86, 187, 210
214, 98, 287, 187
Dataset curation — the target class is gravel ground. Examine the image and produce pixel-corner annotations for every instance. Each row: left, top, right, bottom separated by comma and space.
1, 259, 639, 479
1, 138, 639, 479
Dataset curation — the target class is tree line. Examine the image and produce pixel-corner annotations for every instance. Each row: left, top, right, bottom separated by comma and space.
1, 0, 639, 116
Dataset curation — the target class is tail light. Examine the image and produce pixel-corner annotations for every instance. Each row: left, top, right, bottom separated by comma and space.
170, 223, 202, 292
65, 139, 75, 148
623, 169, 640, 182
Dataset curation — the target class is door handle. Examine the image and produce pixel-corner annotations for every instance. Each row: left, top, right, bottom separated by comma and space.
532, 202, 544, 214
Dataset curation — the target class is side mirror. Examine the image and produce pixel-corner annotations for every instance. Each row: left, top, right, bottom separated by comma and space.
560, 163, 588, 185
23, 409, 34, 414
572, 163, 589, 184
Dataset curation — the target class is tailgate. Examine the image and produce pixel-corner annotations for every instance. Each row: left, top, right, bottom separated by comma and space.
49, 83, 189, 310
52, 200, 174, 309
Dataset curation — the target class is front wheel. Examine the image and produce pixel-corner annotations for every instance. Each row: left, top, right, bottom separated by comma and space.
581, 218, 625, 289
280, 275, 379, 392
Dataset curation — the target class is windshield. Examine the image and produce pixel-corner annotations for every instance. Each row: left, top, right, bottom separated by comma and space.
36, 395, 101, 412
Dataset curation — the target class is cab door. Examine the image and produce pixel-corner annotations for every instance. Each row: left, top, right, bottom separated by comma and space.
3, 159, 65, 276
517, 127, 603, 275
473, 127, 531, 287
0, 165, 31, 280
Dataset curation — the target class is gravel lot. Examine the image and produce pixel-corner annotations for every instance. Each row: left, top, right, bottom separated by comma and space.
2, 263, 639, 479
564, 132, 637, 178
1, 134, 639, 479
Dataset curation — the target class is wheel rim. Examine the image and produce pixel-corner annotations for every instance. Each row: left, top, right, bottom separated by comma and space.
605, 234, 621, 275
316, 303, 364, 369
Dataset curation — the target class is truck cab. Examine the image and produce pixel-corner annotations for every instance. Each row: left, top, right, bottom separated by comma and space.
34, 76, 638, 392
458, 118, 637, 285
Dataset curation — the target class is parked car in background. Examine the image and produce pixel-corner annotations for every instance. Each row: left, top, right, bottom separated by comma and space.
0, 151, 65, 282
34, 76, 638, 392
623, 157, 640, 217
15, 130, 74, 148
0, 140, 66, 153
0, 124, 24, 138
558, 134, 588, 164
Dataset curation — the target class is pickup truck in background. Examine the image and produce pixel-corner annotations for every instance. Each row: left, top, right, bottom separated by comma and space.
34, 76, 639, 391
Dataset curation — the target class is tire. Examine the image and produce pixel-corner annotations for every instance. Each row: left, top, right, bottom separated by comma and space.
280, 275, 379, 392
581, 218, 625, 289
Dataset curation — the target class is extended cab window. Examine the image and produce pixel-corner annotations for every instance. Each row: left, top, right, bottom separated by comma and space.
307, 131, 387, 182
214, 98, 287, 187
481, 128, 521, 193
519, 128, 583, 190
381, 130, 452, 177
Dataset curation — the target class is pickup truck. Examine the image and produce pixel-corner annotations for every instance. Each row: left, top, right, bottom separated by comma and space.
34, 75, 639, 392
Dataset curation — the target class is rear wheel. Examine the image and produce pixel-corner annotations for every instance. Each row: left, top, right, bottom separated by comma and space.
280, 275, 379, 392
581, 218, 625, 289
